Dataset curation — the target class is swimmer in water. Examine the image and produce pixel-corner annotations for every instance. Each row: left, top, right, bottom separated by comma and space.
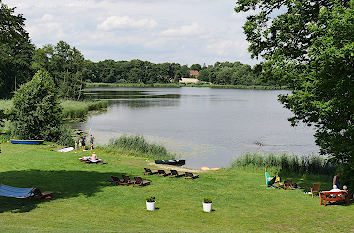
256, 141, 263, 146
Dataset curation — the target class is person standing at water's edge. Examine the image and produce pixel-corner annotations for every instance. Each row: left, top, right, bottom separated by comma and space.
90, 134, 95, 150
333, 173, 341, 189
82, 136, 86, 150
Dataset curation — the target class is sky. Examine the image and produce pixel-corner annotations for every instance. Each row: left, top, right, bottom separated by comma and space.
5, 0, 259, 66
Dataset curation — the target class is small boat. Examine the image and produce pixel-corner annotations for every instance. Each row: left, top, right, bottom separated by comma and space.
155, 159, 185, 166
10, 139, 44, 145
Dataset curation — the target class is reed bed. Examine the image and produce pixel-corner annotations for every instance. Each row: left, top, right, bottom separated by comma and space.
232, 153, 337, 175
104, 135, 174, 160
61, 100, 108, 120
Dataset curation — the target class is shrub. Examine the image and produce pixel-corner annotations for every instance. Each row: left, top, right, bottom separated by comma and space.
203, 197, 212, 203
56, 124, 75, 146
146, 195, 155, 202
11, 70, 62, 141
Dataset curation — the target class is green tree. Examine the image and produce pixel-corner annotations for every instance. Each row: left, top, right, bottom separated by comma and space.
11, 70, 63, 141
235, 0, 353, 185
0, 1, 34, 98
32, 41, 86, 99
190, 64, 202, 71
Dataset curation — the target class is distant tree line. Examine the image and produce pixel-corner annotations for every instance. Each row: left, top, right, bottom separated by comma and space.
82, 59, 190, 84
82, 60, 280, 86
1, 0, 282, 101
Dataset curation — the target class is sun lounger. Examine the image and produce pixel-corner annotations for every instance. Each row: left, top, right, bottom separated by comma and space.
143, 168, 159, 175
168, 170, 185, 178
79, 157, 104, 164
108, 176, 128, 185
184, 172, 199, 179
265, 170, 276, 187
122, 174, 135, 185
133, 177, 151, 186
0, 184, 54, 199
157, 170, 171, 177
279, 179, 295, 189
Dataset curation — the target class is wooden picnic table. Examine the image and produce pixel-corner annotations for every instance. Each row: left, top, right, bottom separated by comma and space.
320, 191, 350, 206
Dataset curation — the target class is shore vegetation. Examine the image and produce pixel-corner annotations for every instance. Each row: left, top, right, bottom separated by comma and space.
102, 135, 175, 160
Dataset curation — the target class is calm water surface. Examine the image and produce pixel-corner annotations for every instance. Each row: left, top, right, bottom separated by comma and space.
79, 87, 318, 168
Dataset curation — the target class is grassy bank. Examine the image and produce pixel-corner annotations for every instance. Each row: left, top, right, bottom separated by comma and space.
85, 82, 287, 90
0, 143, 352, 232
0, 99, 108, 122
60, 100, 108, 121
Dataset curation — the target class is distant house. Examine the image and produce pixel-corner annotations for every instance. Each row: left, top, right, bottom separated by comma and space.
189, 70, 199, 77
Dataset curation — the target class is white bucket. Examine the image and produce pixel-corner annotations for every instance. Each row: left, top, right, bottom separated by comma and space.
146, 201, 156, 211
203, 202, 212, 212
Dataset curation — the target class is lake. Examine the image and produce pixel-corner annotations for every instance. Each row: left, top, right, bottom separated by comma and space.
78, 87, 318, 168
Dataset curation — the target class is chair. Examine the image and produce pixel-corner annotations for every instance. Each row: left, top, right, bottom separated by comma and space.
157, 170, 171, 176
122, 174, 134, 185
311, 183, 321, 197
279, 179, 295, 189
143, 168, 158, 175
109, 176, 128, 185
133, 177, 151, 186
169, 170, 185, 178
265, 170, 276, 187
185, 172, 199, 179
0, 184, 54, 199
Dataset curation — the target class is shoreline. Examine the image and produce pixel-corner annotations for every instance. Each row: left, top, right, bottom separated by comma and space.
85, 82, 288, 90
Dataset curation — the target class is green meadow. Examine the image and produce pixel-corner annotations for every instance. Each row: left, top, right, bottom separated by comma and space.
0, 143, 353, 233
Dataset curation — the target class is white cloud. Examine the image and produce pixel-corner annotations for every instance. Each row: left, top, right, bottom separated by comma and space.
4, 0, 257, 65
206, 40, 249, 56
98, 16, 157, 31
161, 22, 200, 37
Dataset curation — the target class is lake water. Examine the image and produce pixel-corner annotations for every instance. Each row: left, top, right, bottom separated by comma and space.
78, 87, 318, 169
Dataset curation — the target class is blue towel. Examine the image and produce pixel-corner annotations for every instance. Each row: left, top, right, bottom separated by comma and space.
0, 184, 35, 198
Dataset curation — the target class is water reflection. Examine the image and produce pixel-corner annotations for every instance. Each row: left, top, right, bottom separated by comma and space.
83, 89, 181, 108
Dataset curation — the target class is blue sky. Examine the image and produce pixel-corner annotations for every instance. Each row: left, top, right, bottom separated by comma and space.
6, 0, 258, 66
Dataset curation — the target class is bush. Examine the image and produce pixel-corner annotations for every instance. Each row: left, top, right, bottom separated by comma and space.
56, 124, 75, 146
11, 70, 62, 141
146, 195, 155, 202
203, 197, 212, 203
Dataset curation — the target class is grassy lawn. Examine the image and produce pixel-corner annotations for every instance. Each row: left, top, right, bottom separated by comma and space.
0, 143, 353, 232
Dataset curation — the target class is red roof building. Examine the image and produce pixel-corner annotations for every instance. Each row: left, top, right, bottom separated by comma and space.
189, 70, 199, 77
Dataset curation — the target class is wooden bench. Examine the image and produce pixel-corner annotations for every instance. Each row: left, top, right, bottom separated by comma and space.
320, 191, 350, 206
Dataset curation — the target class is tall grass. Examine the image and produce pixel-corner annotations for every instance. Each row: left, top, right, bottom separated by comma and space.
103, 135, 174, 160
232, 153, 337, 175
61, 100, 108, 120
